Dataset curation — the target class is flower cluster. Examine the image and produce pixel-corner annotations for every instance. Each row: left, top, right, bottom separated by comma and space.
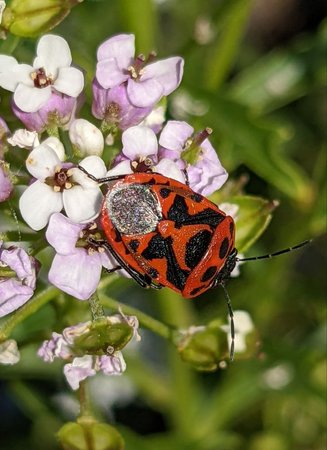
0, 32, 229, 306
38, 314, 140, 390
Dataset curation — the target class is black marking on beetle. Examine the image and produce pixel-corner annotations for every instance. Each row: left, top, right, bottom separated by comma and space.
147, 178, 157, 185
189, 286, 204, 296
185, 230, 212, 270
167, 195, 225, 229
191, 193, 202, 203
160, 188, 171, 199
114, 229, 122, 242
129, 239, 140, 252
200, 265, 218, 282
219, 237, 230, 259
141, 234, 189, 290
229, 221, 234, 235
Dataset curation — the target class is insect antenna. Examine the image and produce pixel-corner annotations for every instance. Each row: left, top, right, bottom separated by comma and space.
221, 282, 235, 361
237, 239, 311, 262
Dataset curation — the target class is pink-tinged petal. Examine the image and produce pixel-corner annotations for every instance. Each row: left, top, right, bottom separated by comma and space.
19, 181, 63, 230
155, 158, 186, 183
63, 186, 103, 223
96, 58, 129, 89
99, 352, 126, 375
48, 252, 102, 300
122, 125, 158, 159
159, 120, 193, 151
127, 78, 163, 108
64, 355, 96, 390
97, 34, 135, 70
46, 212, 84, 255
0, 63, 33, 91
0, 279, 34, 317
54, 66, 84, 97
14, 83, 52, 113
106, 160, 132, 177
0, 163, 13, 202
7, 129, 40, 149
34, 35, 72, 77
141, 57, 184, 95
37, 332, 72, 362
1, 246, 37, 289
188, 159, 228, 196
26, 144, 61, 179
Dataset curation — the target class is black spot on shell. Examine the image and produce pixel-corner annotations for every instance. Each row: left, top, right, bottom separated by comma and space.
229, 221, 234, 235
160, 188, 171, 198
219, 237, 229, 259
148, 268, 159, 278
185, 230, 212, 269
191, 193, 202, 203
200, 266, 217, 282
190, 286, 204, 296
129, 239, 140, 252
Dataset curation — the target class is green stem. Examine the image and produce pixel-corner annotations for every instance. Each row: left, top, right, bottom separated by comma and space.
0, 286, 60, 341
78, 380, 92, 418
100, 294, 173, 341
89, 292, 105, 321
0, 34, 21, 54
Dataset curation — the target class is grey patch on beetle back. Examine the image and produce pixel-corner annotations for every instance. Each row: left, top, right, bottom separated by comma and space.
106, 183, 162, 235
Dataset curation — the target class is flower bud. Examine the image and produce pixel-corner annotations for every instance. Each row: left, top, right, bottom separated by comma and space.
175, 322, 228, 371
0, 161, 13, 202
57, 420, 124, 450
1, 0, 82, 38
69, 119, 104, 157
73, 317, 135, 355
0, 339, 20, 365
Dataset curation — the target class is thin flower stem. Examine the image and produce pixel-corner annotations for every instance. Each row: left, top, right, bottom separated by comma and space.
89, 292, 105, 321
0, 286, 60, 341
100, 294, 173, 341
78, 380, 92, 418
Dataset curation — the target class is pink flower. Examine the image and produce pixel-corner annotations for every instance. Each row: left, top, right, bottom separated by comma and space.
92, 80, 152, 130
159, 121, 228, 195
0, 242, 38, 317
108, 125, 185, 183
46, 213, 114, 300
0, 35, 84, 113
96, 34, 184, 108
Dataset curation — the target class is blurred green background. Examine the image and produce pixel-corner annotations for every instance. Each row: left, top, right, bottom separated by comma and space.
0, 0, 326, 449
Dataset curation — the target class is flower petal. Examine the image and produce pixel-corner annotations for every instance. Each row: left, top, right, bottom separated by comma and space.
46, 212, 84, 255
0, 340, 20, 365
26, 143, 61, 179
127, 78, 163, 108
42, 136, 65, 161
159, 120, 193, 151
96, 58, 129, 89
54, 66, 84, 97
141, 57, 184, 95
99, 352, 127, 375
48, 252, 102, 300
63, 185, 103, 223
1, 246, 37, 288
34, 34, 72, 77
0, 63, 33, 92
64, 355, 96, 390
14, 83, 52, 113
155, 158, 186, 183
106, 160, 132, 177
0, 279, 34, 317
19, 181, 63, 230
71, 155, 107, 188
97, 34, 135, 70
122, 125, 158, 159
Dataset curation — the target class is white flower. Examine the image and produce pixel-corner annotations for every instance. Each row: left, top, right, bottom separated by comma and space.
0, 1, 6, 25
0, 34, 84, 113
221, 310, 254, 354
0, 339, 20, 365
7, 129, 40, 149
19, 139, 106, 230
69, 119, 104, 157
